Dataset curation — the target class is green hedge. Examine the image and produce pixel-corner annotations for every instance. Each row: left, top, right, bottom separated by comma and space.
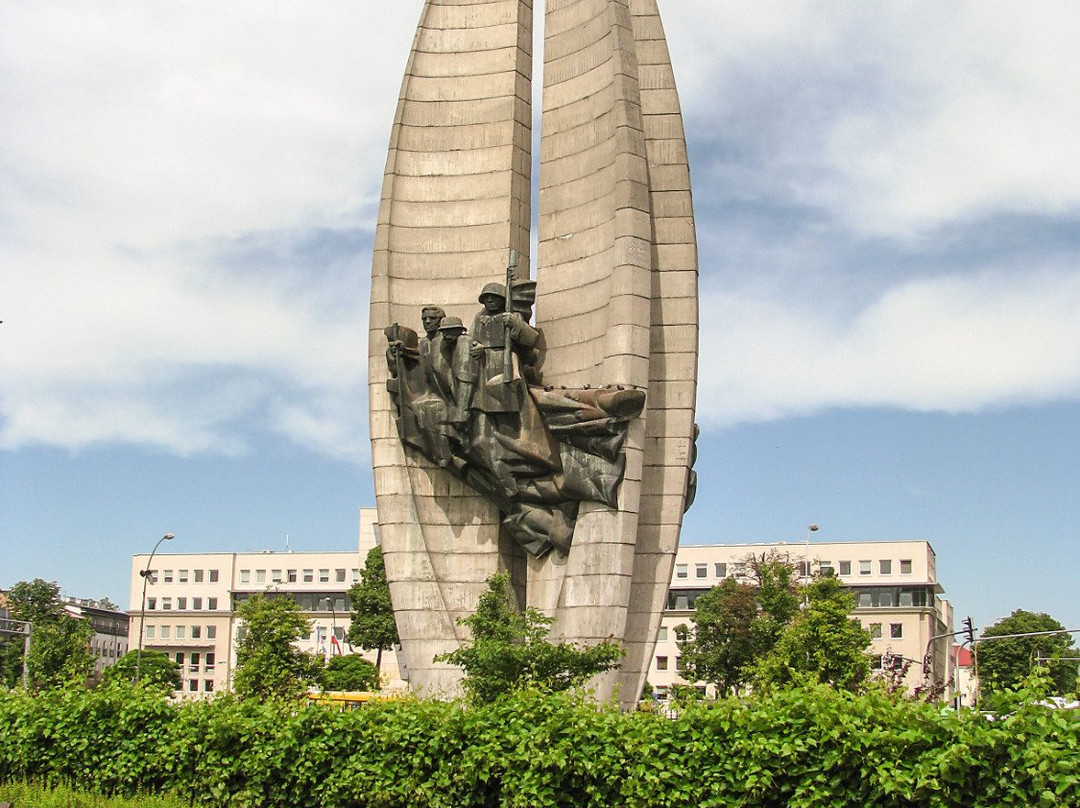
1, 684, 1077, 807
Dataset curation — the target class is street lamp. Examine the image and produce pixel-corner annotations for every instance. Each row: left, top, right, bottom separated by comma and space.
323, 597, 340, 657
135, 533, 174, 683
803, 524, 819, 584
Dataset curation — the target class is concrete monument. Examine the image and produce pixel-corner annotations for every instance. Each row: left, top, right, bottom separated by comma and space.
369, 0, 698, 705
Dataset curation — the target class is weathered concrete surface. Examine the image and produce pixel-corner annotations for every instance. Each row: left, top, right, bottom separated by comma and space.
369, 0, 697, 705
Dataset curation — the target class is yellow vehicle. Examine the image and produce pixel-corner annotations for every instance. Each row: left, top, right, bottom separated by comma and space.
304, 691, 402, 710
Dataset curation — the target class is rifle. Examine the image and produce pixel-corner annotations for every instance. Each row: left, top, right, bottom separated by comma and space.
503, 248, 517, 384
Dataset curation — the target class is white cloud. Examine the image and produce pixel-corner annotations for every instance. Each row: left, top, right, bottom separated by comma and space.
3, 1, 1080, 458
699, 266, 1080, 426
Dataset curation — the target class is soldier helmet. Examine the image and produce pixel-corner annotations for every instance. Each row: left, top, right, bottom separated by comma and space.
438, 316, 466, 332
478, 282, 506, 303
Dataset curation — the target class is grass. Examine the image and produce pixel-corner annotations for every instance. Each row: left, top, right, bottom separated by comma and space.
0, 782, 190, 808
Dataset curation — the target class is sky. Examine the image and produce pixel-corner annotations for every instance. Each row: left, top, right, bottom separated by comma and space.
2, 1, 1078, 636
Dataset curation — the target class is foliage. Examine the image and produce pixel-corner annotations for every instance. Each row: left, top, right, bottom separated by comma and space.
233, 593, 322, 700
675, 553, 805, 694
346, 546, 399, 686
978, 609, 1079, 697
2, 683, 1080, 807
101, 650, 181, 691
319, 654, 378, 692
753, 576, 872, 691
0, 781, 189, 808
0, 578, 95, 690
435, 573, 623, 703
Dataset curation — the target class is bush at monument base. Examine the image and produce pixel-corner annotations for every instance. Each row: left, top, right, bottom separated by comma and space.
1, 682, 1077, 807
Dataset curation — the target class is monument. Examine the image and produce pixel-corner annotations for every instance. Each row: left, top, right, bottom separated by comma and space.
369, 0, 698, 705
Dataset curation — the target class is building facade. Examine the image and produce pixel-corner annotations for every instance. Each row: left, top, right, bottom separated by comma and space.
650, 540, 953, 698
62, 598, 129, 676
127, 508, 402, 697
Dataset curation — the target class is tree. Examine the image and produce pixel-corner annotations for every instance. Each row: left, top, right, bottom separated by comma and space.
675, 578, 759, 694
102, 650, 181, 691
977, 610, 1078, 696
436, 573, 624, 703
347, 546, 399, 688
320, 654, 378, 692
233, 593, 322, 700
675, 554, 803, 694
0, 579, 94, 690
753, 576, 872, 691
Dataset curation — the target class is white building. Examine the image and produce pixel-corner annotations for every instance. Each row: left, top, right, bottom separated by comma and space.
650, 540, 953, 698
127, 508, 403, 697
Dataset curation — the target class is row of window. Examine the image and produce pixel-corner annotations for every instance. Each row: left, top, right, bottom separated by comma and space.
159, 569, 220, 584
145, 624, 218, 640
231, 592, 349, 613
173, 650, 215, 671
869, 622, 905, 640
146, 596, 218, 611
238, 568, 359, 585
674, 559, 916, 580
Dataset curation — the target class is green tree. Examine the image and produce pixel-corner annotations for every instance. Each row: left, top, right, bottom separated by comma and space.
753, 576, 872, 691
436, 572, 624, 703
977, 609, 1078, 696
675, 554, 803, 694
346, 546, 399, 687
675, 578, 759, 694
102, 650, 181, 691
0, 579, 94, 690
320, 654, 378, 691
233, 593, 321, 700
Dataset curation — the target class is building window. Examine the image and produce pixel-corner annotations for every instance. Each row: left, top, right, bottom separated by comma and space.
288, 569, 297, 583
188, 679, 198, 692
657, 627, 667, 642
193, 597, 202, 610
859, 560, 872, 576
206, 625, 217, 639
207, 598, 218, 611
194, 569, 204, 583
175, 652, 184, 665
675, 564, 688, 579
209, 570, 219, 583
900, 559, 913, 575
175, 625, 186, 639
160, 626, 171, 639
336, 569, 347, 583
240, 570, 250, 584
879, 560, 892, 575
146, 597, 156, 610
163, 570, 173, 583
319, 569, 330, 583
839, 561, 851, 576
145, 625, 155, 639
205, 680, 214, 692
191, 626, 202, 639
177, 598, 187, 610
869, 623, 882, 639
819, 561, 834, 576
205, 652, 215, 669
162, 598, 172, 611
656, 656, 669, 671
714, 562, 727, 578
351, 569, 360, 583
303, 569, 314, 583
890, 623, 903, 639
178, 569, 189, 583
271, 570, 282, 583
255, 570, 266, 584
675, 656, 686, 672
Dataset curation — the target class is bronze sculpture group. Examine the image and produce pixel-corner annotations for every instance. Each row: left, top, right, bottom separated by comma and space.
384, 272, 645, 556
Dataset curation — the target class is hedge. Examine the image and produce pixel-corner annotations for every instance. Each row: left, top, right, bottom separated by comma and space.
1, 683, 1077, 807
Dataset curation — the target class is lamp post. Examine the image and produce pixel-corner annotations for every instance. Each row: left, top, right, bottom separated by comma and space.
323, 597, 339, 657
135, 533, 174, 682
803, 524, 819, 584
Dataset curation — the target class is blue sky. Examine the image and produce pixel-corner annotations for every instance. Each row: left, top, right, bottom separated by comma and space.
2, 1, 1078, 635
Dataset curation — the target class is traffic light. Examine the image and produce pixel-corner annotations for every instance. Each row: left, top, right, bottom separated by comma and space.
962, 616, 974, 644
